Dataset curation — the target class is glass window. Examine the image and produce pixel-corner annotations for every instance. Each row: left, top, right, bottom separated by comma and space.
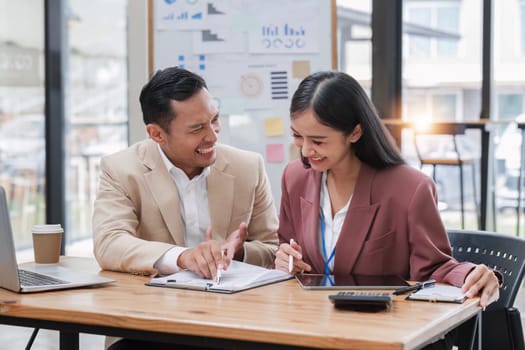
498, 94, 523, 121
404, 92, 428, 121
403, 0, 481, 230
403, 91, 458, 122
0, 0, 45, 254
408, 7, 431, 57
432, 94, 457, 121
65, 0, 129, 254
337, 0, 372, 93
494, 1, 525, 232
403, 0, 478, 124
436, 6, 459, 57
522, 2, 525, 54
405, 1, 460, 58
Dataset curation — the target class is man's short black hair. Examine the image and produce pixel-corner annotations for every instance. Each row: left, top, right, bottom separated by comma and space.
139, 67, 207, 132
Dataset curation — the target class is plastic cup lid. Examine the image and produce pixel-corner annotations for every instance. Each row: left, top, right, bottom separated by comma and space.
32, 224, 64, 233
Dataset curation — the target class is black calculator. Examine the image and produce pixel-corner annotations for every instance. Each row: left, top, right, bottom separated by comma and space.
329, 291, 393, 312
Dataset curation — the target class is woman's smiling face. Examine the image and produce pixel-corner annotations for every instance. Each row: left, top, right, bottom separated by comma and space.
291, 108, 354, 172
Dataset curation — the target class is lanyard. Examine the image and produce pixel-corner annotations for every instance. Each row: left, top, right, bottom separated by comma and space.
320, 211, 336, 275
321, 273, 335, 286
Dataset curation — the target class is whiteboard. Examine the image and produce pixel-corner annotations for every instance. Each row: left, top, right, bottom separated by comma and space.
151, 0, 336, 206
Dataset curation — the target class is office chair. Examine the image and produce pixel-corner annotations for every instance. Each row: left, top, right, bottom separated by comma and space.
413, 123, 479, 229
447, 229, 525, 350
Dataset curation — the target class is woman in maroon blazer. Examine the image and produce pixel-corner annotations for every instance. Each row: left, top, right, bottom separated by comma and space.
275, 71, 499, 310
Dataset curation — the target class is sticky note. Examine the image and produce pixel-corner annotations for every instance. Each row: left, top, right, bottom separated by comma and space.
264, 117, 284, 136
266, 144, 285, 163
292, 60, 311, 79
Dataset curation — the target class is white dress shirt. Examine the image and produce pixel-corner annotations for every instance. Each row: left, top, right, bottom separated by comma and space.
154, 144, 211, 274
319, 171, 352, 272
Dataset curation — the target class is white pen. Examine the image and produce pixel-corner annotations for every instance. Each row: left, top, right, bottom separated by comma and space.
216, 249, 226, 284
288, 239, 294, 273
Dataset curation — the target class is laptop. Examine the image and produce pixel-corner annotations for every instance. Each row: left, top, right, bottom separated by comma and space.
0, 186, 115, 293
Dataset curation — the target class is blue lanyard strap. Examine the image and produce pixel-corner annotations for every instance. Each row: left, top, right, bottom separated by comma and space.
320, 211, 336, 275
321, 273, 335, 286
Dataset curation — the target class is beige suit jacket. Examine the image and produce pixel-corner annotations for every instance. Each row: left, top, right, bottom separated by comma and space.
92, 139, 279, 275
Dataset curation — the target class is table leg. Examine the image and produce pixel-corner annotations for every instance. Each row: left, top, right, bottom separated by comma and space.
59, 331, 79, 350
477, 311, 482, 350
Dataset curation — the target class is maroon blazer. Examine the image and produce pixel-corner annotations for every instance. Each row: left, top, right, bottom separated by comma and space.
278, 160, 475, 286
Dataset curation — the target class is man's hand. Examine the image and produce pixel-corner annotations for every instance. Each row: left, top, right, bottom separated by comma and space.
220, 222, 248, 266
176, 223, 248, 279
461, 264, 500, 308
177, 227, 224, 279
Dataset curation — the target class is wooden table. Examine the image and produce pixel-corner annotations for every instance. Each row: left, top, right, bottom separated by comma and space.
0, 257, 481, 350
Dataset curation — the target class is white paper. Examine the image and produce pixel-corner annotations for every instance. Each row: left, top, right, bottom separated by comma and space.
156, 0, 208, 30
149, 260, 291, 293
192, 1, 245, 54
408, 285, 466, 303
248, 1, 320, 54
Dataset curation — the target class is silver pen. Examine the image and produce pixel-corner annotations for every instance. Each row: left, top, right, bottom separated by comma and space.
393, 279, 436, 295
215, 249, 226, 285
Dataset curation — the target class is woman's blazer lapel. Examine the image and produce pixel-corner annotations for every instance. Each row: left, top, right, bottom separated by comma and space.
299, 171, 327, 274
333, 164, 380, 276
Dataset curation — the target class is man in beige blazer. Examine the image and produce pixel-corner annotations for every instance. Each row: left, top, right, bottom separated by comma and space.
92, 67, 279, 350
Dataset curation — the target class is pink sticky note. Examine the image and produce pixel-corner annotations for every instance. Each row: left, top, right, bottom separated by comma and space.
266, 144, 284, 163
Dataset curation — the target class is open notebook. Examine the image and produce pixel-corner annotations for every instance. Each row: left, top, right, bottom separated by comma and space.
147, 260, 292, 293
407, 285, 466, 303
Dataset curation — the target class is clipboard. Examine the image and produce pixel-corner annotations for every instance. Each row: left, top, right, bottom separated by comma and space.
146, 260, 292, 294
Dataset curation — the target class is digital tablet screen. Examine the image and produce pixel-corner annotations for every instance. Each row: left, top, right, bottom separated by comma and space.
295, 274, 409, 290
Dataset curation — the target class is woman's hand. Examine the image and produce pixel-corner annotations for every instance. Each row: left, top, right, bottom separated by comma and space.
461, 264, 500, 308
274, 239, 312, 274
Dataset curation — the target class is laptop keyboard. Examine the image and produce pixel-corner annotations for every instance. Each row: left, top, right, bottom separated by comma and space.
18, 269, 68, 286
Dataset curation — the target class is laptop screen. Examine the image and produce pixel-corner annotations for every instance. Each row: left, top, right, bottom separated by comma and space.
0, 186, 24, 292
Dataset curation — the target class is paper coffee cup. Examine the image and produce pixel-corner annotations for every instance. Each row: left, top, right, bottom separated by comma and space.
32, 224, 64, 264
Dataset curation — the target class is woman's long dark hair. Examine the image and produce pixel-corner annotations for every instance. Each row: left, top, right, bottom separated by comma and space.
290, 71, 404, 169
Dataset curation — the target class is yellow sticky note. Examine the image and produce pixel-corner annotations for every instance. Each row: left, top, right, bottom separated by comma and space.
292, 60, 311, 79
264, 117, 284, 136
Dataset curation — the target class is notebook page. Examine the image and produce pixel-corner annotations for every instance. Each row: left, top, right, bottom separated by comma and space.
407, 285, 466, 303
149, 260, 291, 292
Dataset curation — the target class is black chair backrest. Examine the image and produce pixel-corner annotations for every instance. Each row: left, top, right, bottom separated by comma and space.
447, 229, 525, 310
